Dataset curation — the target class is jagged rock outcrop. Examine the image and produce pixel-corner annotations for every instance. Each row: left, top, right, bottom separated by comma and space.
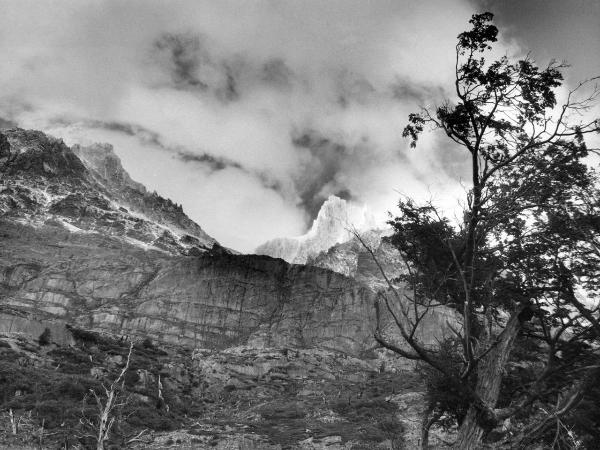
255, 195, 377, 264
0, 129, 87, 178
72, 143, 147, 192
72, 142, 216, 243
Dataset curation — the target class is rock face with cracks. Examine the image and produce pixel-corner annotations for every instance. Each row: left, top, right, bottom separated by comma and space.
0, 219, 378, 355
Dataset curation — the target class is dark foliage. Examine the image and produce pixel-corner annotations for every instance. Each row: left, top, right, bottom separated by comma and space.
37, 328, 51, 346
418, 339, 472, 428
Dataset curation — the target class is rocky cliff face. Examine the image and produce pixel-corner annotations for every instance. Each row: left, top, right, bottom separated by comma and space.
255, 195, 378, 264
0, 219, 378, 355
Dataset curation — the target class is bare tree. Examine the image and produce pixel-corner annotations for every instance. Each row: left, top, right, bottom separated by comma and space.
80, 341, 134, 450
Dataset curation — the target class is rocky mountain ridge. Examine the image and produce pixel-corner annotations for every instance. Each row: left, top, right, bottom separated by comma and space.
0, 128, 218, 256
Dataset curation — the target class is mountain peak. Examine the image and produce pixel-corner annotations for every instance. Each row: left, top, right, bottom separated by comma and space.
0, 128, 218, 255
0, 128, 86, 178
307, 195, 377, 239
255, 195, 378, 264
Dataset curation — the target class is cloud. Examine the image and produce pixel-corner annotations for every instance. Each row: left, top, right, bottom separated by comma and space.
176, 151, 242, 172
0, 0, 529, 252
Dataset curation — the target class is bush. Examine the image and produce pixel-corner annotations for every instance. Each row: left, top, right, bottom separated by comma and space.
38, 328, 51, 346
123, 370, 140, 388
47, 347, 93, 374
57, 379, 87, 399
125, 404, 179, 431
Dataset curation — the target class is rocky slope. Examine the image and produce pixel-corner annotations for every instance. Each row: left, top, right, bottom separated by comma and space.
2, 329, 450, 450
255, 195, 378, 264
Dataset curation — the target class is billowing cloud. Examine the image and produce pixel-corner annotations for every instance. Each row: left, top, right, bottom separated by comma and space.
0, 0, 551, 252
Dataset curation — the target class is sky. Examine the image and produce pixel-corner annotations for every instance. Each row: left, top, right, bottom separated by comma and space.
0, 0, 598, 252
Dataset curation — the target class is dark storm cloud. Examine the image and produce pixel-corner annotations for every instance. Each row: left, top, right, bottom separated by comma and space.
95, 121, 248, 173
49, 118, 165, 148
151, 32, 246, 102
261, 58, 294, 90
472, 0, 600, 82
176, 150, 242, 172
91, 121, 164, 147
292, 129, 360, 220
389, 78, 447, 104
150, 32, 302, 104
60, 117, 258, 176
153, 32, 209, 90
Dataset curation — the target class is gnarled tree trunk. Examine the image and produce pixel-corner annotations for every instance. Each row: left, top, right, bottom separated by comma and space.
454, 309, 524, 449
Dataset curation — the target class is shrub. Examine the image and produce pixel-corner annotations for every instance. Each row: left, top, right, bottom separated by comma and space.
142, 337, 154, 349
123, 370, 140, 388
38, 328, 51, 346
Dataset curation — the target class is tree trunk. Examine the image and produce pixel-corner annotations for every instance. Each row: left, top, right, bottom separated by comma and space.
454, 309, 524, 449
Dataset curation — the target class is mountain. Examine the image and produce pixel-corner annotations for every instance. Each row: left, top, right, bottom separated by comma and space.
255, 196, 402, 289
255, 195, 378, 264
0, 128, 457, 449
0, 129, 387, 354
0, 129, 217, 255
